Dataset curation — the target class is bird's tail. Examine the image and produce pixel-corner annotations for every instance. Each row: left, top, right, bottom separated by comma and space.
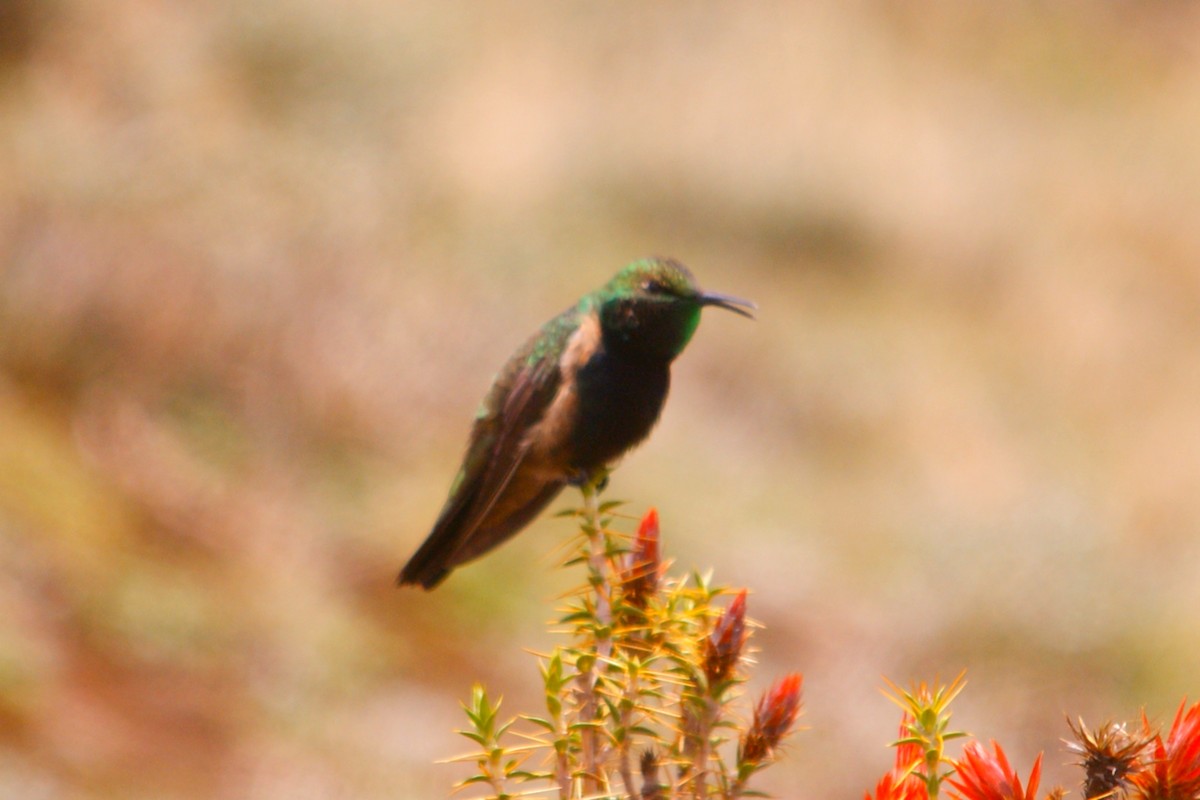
399, 481, 566, 590
397, 536, 455, 589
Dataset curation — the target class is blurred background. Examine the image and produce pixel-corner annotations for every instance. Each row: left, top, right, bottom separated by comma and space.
2, 1, 1199, 797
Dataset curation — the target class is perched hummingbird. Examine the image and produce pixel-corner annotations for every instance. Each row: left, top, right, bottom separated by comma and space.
399, 257, 755, 589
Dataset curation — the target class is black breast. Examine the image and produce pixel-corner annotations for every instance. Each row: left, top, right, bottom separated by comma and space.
568, 346, 671, 471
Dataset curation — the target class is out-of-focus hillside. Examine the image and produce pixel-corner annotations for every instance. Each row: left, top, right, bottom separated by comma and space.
2, 2, 1199, 798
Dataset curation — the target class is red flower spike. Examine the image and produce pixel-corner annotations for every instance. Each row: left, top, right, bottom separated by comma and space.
948, 740, 1041, 800
868, 771, 930, 800
704, 590, 748, 686
636, 507, 660, 556
867, 715, 929, 800
1132, 700, 1200, 800
893, 714, 924, 778
740, 673, 803, 767
622, 507, 662, 607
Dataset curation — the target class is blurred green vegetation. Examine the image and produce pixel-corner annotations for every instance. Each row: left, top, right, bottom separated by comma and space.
1, 2, 1199, 798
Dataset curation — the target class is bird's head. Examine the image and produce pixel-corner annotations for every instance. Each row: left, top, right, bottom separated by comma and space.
593, 258, 755, 360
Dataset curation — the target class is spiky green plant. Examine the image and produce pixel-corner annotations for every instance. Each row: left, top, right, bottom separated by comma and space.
448, 486, 1200, 800
451, 484, 803, 799
883, 673, 969, 800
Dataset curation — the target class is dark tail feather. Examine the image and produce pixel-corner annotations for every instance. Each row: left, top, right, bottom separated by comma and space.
400, 467, 488, 590
399, 494, 474, 589
398, 564, 449, 590
399, 481, 566, 590
398, 533, 457, 589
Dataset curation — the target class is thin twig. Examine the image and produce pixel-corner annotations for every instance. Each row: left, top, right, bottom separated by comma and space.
577, 470, 613, 796
617, 667, 639, 794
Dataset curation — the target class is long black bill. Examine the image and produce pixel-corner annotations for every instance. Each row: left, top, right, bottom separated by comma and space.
700, 291, 757, 319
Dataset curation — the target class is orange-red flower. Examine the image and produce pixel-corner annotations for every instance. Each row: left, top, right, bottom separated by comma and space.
1132, 701, 1200, 800
703, 589, 748, 686
739, 673, 803, 767
948, 740, 1042, 800
870, 770, 931, 800
867, 715, 929, 800
621, 507, 663, 607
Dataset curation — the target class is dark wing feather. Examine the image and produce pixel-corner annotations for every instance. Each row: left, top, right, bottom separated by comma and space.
399, 309, 577, 588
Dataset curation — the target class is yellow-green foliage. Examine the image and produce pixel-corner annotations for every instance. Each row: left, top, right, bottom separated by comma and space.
453, 486, 803, 800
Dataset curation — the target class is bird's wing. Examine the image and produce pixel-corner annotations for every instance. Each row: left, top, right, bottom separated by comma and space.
398, 309, 577, 588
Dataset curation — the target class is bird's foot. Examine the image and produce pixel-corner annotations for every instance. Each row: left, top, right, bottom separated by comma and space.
568, 467, 609, 493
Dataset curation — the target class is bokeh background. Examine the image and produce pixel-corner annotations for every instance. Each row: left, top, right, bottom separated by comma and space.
2, 2, 1199, 798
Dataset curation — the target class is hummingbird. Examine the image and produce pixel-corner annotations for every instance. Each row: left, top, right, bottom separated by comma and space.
399, 257, 755, 589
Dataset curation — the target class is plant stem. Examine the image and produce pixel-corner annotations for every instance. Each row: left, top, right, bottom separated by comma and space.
689, 698, 714, 800
551, 705, 570, 799
583, 477, 614, 664
617, 668, 639, 795
577, 469, 612, 795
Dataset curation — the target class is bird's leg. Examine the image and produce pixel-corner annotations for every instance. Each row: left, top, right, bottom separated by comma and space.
576, 467, 612, 792
568, 467, 609, 493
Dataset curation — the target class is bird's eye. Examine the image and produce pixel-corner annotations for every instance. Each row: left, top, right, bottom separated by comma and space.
642, 279, 667, 294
